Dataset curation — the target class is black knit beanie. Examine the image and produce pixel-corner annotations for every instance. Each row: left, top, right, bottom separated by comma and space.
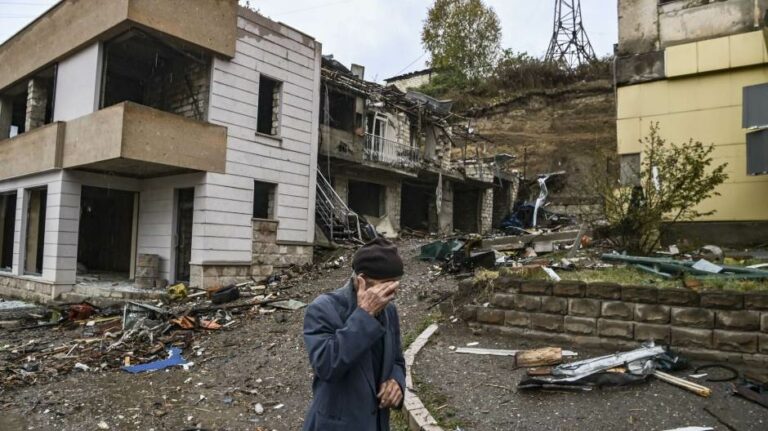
352, 237, 404, 279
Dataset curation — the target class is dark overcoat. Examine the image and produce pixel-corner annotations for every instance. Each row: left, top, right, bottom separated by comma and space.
302, 279, 406, 431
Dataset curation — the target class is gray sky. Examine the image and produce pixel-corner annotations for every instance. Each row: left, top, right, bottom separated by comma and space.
0, 0, 618, 82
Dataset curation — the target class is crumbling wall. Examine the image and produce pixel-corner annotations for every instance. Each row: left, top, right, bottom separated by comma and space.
470, 82, 615, 216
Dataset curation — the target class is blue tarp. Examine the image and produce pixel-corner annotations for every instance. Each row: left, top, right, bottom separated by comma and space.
122, 347, 188, 374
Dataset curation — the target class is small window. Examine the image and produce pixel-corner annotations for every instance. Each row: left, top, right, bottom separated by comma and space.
0, 192, 17, 271
620, 153, 641, 186
257, 76, 282, 136
253, 181, 276, 219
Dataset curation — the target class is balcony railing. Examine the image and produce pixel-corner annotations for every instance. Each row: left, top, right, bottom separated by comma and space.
363, 133, 420, 170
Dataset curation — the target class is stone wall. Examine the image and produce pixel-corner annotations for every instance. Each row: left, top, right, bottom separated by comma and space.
459, 277, 768, 366
0, 273, 71, 302
480, 187, 493, 234
189, 263, 251, 290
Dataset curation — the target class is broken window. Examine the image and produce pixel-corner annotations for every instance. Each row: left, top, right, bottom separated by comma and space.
0, 67, 55, 138
102, 30, 211, 120
0, 192, 17, 271
257, 75, 282, 136
620, 153, 641, 186
321, 89, 355, 130
348, 181, 384, 217
24, 187, 47, 275
253, 181, 276, 219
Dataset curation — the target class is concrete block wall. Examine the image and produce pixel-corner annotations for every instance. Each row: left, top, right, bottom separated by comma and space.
461, 277, 768, 366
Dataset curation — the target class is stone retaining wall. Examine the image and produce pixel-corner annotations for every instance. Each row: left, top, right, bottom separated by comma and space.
459, 277, 768, 366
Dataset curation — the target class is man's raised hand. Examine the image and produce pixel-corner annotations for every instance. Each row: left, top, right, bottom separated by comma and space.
356, 276, 398, 316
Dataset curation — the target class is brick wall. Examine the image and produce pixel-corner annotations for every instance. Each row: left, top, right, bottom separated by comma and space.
480, 188, 494, 234
459, 277, 768, 366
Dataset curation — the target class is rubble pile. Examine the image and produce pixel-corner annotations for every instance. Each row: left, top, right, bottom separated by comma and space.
0, 274, 311, 389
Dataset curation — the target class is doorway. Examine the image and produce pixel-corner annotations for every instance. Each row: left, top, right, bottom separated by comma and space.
175, 188, 194, 283
24, 187, 47, 275
0, 192, 17, 271
77, 186, 135, 278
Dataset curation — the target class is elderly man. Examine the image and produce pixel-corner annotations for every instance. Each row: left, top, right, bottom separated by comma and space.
302, 237, 406, 431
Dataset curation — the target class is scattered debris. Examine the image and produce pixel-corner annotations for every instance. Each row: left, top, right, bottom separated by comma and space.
653, 370, 711, 397
270, 299, 307, 311
122, 347, 189, 374
602, 253, 768, 280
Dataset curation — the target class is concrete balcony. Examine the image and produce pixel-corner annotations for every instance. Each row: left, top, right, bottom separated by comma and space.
0, 102, 228, 180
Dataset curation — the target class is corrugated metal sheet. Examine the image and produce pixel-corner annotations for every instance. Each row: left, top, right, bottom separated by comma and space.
743, 83, 768, 128
747, 128, 768, 176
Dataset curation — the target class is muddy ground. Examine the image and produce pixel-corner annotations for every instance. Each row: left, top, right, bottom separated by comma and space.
0, 239, 456, 431
416, 324, 768, 431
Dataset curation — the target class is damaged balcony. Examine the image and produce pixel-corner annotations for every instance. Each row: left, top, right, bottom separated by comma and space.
362, 133, 421, 171
0, 101, 227, 180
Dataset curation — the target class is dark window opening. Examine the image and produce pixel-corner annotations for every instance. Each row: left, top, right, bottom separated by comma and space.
102, 30, 211, 120
348, 180, 385, 217
401, 183, 436, 232
0, 192, 17, 271
453, 188, 479, 233
2, 67, 55, 138
257, 76, 281, 135
24, 187, 47, 275
321, 89, 355, 130
253, 181, 276, 219
77, 186, 135, 276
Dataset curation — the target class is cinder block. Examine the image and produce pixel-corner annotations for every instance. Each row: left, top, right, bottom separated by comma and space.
671, 307, 714, 328
494, 276, 521, 293
700, 291, 743, 310
715, 310, 760, 331
530, 313, 564, 332
569, 298, 601, 317
505, 310, 530, 328
635, 323, 670, 344
601, 301, 634, 320
622, 285, 658, 303
512, 294, 542, 312
585, 282, 621, 300
541, 296, 568, 315
657, 288, 699, 306
491, 293, 516, 309
671, 327, 713, 349
519, 280, 552, 295
598, 319, 633, 339
553, 281, 586, 297
564, 316, 596, 335
745, 292, 768, 310
759, 334, 768, 354
713, 330, 758, 353
459, 305, 478, 321
476, 308, 505, 325
635, 304, 670, 324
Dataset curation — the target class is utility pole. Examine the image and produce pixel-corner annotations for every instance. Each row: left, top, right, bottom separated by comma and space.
545, 0, 597, 68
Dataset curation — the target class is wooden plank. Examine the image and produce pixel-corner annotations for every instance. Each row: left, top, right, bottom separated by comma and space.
455, 347, 518, 356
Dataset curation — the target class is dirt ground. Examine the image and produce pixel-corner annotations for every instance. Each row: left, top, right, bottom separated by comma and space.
3, 237, 767, 431
0, 239, 457, 431
415, 324, 768, 431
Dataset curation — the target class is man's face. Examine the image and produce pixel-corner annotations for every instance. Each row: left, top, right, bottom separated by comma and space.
356, 275, 401, 294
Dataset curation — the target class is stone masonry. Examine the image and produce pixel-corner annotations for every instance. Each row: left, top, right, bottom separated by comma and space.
460, 277, 768, 365
25, 78, 47, 131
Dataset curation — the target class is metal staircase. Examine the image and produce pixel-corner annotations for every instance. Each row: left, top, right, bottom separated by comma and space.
316, 171, 363, 243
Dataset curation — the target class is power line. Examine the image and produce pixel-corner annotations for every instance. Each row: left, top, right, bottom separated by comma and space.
392, 51, 427, 76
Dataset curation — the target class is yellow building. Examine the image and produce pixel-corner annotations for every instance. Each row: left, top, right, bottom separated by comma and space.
616, 0, 768, 245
